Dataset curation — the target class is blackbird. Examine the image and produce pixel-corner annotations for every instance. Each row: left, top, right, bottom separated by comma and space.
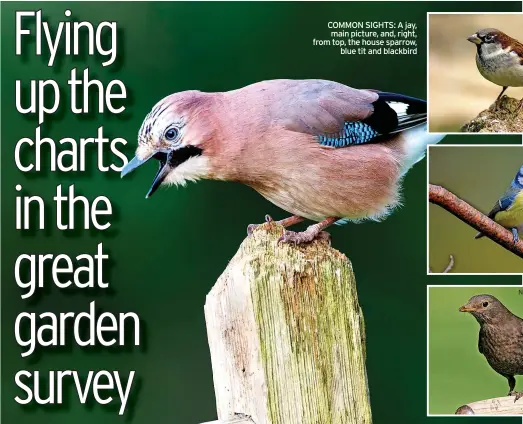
460, 294, 523, 401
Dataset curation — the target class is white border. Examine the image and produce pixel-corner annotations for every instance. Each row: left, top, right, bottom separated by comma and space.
427, 144, 523, 276
427, 12, 523, 136
427, 283, 523, 418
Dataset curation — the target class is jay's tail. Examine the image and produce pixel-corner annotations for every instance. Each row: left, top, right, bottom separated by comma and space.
369, 92, 445, 173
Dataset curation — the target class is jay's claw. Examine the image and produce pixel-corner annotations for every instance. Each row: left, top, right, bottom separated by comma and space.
247, 214, 305, 237
278, 217, 337, 245
278, 229, 331, 245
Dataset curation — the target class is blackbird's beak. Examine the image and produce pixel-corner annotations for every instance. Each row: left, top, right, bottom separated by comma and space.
459, 305, 475, 312
467, 34, 481, 45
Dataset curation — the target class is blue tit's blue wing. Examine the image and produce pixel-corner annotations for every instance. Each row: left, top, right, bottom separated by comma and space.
476, 165, 523, 239
486, 185, 521, 218
486, 167, 523, 218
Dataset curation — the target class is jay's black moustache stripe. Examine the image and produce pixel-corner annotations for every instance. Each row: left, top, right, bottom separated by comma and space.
154, 145, 203, 168
146, 145, 204, 198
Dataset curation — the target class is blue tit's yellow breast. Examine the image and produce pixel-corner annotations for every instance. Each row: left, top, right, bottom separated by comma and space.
494, 192, 523, 228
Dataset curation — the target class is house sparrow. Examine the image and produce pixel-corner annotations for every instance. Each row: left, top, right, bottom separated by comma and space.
121, 79, 444, 244
460, 295, 523, 401
467, 28, 523, 111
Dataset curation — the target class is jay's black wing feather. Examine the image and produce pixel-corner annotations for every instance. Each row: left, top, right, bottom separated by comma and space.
317, 91, 427, 148
272, 80, 427, 147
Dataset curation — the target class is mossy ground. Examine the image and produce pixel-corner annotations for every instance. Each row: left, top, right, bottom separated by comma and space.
461, 96, 523, 133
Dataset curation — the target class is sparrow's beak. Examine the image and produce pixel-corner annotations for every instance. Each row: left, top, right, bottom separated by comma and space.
467, 34, 481, 45
121, 153, 155, 178
459, 305, 475, 312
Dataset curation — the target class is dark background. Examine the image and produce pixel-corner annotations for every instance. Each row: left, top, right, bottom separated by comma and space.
2, 2, 522, 424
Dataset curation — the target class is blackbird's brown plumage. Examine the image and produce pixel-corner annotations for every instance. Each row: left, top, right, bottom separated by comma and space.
460, 294, 523, 401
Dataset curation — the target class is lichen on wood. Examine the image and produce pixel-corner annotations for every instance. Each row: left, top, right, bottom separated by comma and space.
204, 222, 371, 424
461, 96, 523, 133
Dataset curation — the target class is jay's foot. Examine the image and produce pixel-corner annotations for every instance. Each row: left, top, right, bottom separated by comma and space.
509, 391, 523, 402
247, 214, 304, 236
278, 217, 339, 245
278, 229, 331, 245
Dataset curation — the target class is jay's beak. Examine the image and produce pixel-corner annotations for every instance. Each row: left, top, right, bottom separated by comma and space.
146, 152, 173, 199
121, 153, 155, 178
467, 34, 481, 45
120, 151, 172, 199
121, 145, 203, 199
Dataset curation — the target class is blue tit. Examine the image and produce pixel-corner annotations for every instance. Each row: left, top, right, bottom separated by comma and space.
475, 165, 523, 243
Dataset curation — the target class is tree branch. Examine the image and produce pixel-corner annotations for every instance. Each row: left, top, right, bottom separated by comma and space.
455, 395, 523, 415
429, 184, 523, 259
429, 255, 454, 274
441, 255, 455, 273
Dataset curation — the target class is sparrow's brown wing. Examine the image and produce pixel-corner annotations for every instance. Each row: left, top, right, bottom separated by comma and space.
497, 31, 523, 64
513, 41, 523, 64
268, 79, 426, 146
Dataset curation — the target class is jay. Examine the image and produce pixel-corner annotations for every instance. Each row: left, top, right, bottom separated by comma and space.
122, 79, 444, 243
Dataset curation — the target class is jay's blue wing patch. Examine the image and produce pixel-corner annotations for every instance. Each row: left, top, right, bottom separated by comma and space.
317, 91, 427, 148
318, 122, 379, 147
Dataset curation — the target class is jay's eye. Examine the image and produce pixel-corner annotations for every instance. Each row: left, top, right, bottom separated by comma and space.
483, 301, 489, 307
165, 128, 179, 141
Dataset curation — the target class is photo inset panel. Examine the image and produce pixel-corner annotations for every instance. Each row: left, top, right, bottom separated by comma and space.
428, 13, 523, 133
428, 286, 523, 416
428, 145, 523, 274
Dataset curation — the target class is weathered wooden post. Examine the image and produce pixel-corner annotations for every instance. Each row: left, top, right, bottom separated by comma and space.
201, 223, 372, 424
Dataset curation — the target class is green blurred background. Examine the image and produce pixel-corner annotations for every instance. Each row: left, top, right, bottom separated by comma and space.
429, 286, 523, 414
2, 2, 522, 424
429, 146, 523, 273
